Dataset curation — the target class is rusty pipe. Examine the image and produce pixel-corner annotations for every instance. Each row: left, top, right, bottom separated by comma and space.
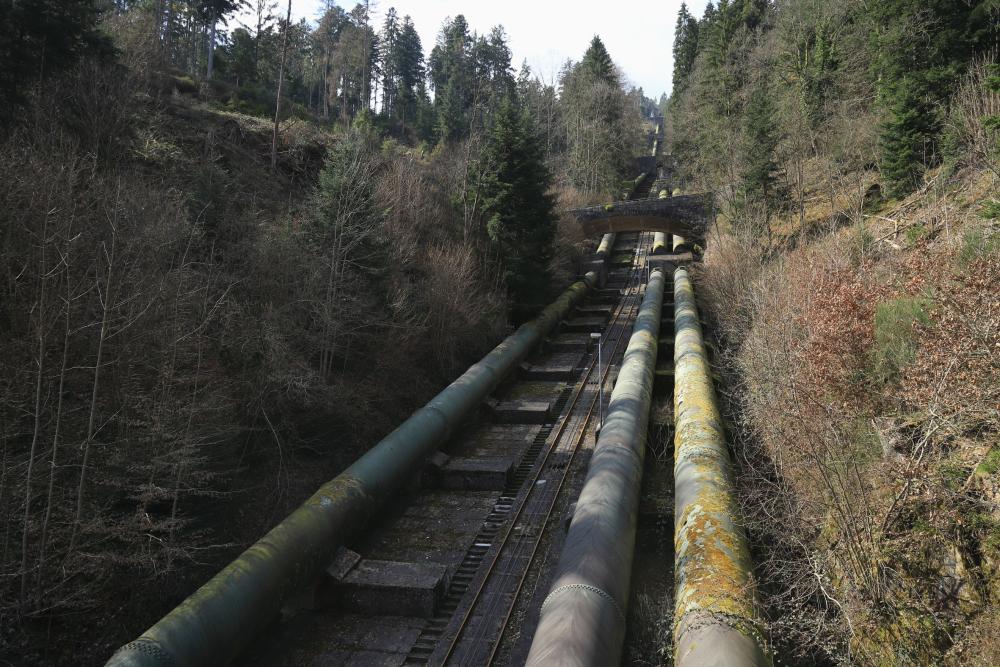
672, 266, 770, 666
525, 267, 665, 666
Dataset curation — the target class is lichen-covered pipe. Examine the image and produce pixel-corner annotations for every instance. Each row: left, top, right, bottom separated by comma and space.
673, 266, 770, 667
525, 268, 665, 667
596, 233, 616, 258
651, 232, 669, 255
107, 272, 601, 667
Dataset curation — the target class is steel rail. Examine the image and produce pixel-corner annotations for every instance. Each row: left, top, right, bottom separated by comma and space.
436, 233, 652, 666
478, 240, 650, 666
524, 261, 667, 667
439, 254, 643, 666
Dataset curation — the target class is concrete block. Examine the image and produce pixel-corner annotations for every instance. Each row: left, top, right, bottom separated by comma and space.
439, 456, 513, 490
547, 333, 593, 352
575, 303, 613, 316
425, 451, 450, 472
280, 547, 361, 613
490, 399, 552, 424
561, 316, 606, 333
340, 560, 448, 617
327, 547, 362, 582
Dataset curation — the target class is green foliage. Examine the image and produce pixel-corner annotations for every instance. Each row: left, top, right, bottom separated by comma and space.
873, 297, 932, 383
672, 4, 700, 97
559, 37, 640, 194
904, 222, 933, 247
429, 16, 514, 143
958, 223, 1000, 264
879, 74, 943, 198
849, 223, 876, 265
580, 36, 618, 86
311, 130, 384, 260
740, 81, 783, 208
938, 461, 968, 492
977, 447, 1000, 475
480, 97, 557, 318
869, 1, 999, 197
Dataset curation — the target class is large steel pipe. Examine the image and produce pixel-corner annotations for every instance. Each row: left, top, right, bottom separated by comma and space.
651, 232, 669, 255
596, 233, 616, 258
525, 268, 666, 667
107, 272, 601, 667
672, 266, 770, 666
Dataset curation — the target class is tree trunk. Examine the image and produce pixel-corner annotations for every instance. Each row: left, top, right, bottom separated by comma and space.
66, 232, 116, 561
323, 53, 330, 120
271, 0, 292, 171
207, 19, 216, 80
36, 261, 72, 599
20, 216, 48, 607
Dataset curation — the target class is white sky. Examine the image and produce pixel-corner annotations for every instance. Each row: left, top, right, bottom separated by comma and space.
237, 0, 711, 98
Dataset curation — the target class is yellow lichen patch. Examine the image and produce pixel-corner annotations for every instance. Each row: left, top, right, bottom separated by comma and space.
672, 267, 769, 663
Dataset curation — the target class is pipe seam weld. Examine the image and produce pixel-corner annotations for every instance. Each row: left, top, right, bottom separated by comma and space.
114, 640, 174, 665
540, 583, 626, 621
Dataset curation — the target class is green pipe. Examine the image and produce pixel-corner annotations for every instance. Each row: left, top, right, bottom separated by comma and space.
526, 268, 665, 666
672, 266, 770, 666
107, 272, 600, 667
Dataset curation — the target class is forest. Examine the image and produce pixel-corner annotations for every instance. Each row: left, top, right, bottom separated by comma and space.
666, 0, 1000, 665
0, 1, 648, 663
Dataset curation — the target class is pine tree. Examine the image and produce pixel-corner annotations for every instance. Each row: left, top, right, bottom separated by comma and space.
879, 75, 937, 197
480, 97, 557, 318
392, 16, 424, 131
869, 0, 998, 196
741, 81, 782, 209
198, 0, 246, 80
378, 8, 400, 117
429, 15, 473, 141
672, 3, 700, 96
740, 0, 767, 31
580, 36, 618, 86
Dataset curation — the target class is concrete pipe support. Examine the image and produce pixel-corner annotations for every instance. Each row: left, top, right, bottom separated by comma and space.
672, 266, 770, 667
107, 272, 601, 667
525, 268, 666, 667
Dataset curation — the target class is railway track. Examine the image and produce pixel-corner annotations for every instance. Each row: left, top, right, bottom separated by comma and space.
209, 227, 656, 666
409, 233, 653, 666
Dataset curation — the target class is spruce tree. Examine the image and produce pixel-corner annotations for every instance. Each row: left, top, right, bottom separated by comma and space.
379, 8, 400, 117
394, 17, 424, 129
869, 0, 998, 196
672, 3, 700, 96
480, 97, 557, 318
580, 36, 618, 86
741, 81, 782, 210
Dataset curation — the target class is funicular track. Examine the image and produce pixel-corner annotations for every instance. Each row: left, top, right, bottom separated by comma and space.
407, 233, 653, 666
